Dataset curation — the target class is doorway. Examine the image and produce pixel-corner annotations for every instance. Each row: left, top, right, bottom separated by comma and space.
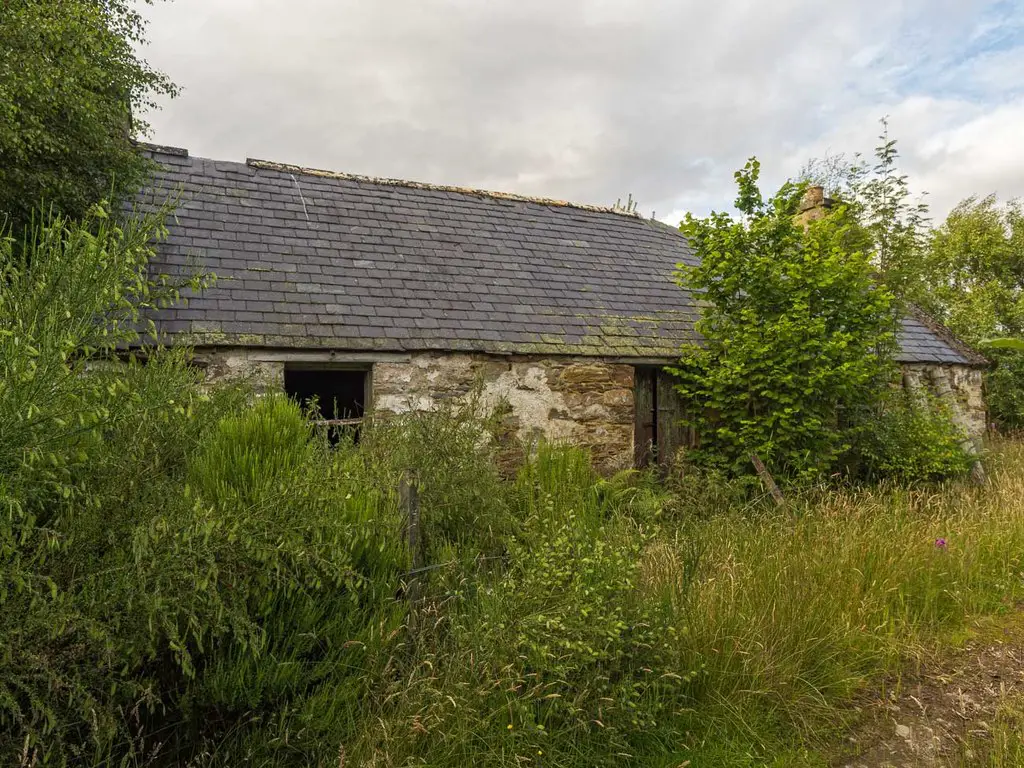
634, 366, 691, 469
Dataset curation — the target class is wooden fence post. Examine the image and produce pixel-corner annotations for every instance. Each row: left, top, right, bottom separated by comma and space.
400, 469, 423, 638
750, 453, 786, 508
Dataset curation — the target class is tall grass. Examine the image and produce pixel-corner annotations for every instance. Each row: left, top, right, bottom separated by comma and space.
333, 440, 1024, 768
640, 450, 1024, 764
4, 336, 1024, 766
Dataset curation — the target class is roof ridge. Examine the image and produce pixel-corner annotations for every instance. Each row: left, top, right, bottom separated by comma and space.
244, 158, 643, 219
907, 304, 989, 367
135, 140, 189, 157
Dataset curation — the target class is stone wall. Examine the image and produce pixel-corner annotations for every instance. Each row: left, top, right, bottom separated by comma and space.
373, 354, 635, 472
192, 348, 987, 470
196, 349, 285, 392
901, 363, 987, 445
194, 349, 635, 472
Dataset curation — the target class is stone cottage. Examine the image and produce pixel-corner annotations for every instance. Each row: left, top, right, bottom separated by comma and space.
139, 145, 988, 471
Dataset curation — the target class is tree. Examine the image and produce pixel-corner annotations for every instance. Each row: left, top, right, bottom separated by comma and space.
670, 159, 898, 479
0, 0, 176, 235
804, 124, 1024, 431
925, 195, 1024, 339
801, 119, 930, 305
926, 196, 1024, 428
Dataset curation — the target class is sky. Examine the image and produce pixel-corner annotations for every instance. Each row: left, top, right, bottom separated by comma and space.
139, 0, 1024, 224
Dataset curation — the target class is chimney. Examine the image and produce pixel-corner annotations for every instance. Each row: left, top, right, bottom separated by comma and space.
795, 185, 832, 227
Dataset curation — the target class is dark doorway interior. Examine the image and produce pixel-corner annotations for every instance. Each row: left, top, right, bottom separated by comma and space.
284, 367, 369, 440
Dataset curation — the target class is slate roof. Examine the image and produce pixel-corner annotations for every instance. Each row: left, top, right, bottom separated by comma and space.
139, 147, 983, 366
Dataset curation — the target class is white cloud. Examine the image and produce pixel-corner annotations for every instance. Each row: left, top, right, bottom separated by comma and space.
138, 0, 1024, 224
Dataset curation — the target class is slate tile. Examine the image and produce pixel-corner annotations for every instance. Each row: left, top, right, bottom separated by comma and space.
138, 151, 974, 364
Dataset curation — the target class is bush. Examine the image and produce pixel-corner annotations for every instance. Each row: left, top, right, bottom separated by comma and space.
140, 394, 405, 765
342, 445, 693, 767
0, 203, 214, 765
354, 398, 513, 561
849, 389, 975, 482
987, 349, 1024, 432
0, 203, 405, 766
671, 159, 897, 480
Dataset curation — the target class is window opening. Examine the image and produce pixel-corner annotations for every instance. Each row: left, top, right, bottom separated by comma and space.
283, 366, 369, 443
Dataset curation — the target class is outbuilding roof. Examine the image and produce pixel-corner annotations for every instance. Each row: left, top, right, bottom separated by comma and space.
140, 147, 982, 366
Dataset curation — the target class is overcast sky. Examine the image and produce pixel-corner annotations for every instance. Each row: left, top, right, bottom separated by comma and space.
140, 0, 1024, 223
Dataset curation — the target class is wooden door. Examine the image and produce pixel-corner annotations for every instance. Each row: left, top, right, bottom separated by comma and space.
634, 368, 656, 468
656, 371, 689, 466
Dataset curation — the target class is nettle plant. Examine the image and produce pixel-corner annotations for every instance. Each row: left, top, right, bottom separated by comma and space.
670, 159, 899, 479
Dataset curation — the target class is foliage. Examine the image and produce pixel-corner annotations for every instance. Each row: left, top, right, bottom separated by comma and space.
800, 118, 931, 303
2, 153, 1023, 768
353, 397, 514, 561
353, 448, 693, 767
0, 204, 199, 762
847, 388, 975, 482
982, 337, 1024, 352
0, 205, 400, 765
804, 128, 1024, 431
670, 158, 898, 479
649, 448, 1024, 766
0, 0, 176, 234
0, 200, 200, 474
924, 196, 1024, 338
926, 196, 1024, 429
5, 262, 1024, 768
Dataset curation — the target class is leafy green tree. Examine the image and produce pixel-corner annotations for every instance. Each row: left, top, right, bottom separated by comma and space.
801, 119, 931, 304
803, 125, 1024, 430
0, 0, 176, 234
926, 195, 1024, 338
670, 159, 898, 479
926, 196, 1024, 428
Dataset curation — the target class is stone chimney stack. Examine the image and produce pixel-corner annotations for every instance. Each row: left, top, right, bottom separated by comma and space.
796, 185, 832, 227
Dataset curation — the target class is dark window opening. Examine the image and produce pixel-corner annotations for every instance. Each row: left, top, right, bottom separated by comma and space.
284, 366, 369, 443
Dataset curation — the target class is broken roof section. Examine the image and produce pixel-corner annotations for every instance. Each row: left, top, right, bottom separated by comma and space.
139, 146, 980, 365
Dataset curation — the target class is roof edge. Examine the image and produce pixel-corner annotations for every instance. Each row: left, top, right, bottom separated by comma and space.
245, 158, 644, 219
907, 304, 990, 368
141, 329, 682, 359
135, 140, 189, 158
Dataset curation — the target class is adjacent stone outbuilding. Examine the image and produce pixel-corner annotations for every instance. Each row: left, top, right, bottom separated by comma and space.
140, 146, 988, 471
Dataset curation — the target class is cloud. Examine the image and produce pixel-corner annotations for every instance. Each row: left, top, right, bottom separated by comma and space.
139, 0, 1024, 223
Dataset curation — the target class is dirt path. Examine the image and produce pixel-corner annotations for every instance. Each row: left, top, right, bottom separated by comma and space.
835, 612, 1024, 767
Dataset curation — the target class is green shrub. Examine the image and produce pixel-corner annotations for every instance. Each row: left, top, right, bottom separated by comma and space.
355, 400, 514, 561
0, 203, 214, 765
341, 444, 692, 767
987, 348, 1024, 431
671, 159, 897, 480
144, 394, 405, 765
850, 389, 975, 482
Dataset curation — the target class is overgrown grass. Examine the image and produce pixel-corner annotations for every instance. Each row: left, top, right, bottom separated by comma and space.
308, 435, 1024, 768
642, 448, 1024, 765
4, 360, 1024, 766
957, 694, 1024, 767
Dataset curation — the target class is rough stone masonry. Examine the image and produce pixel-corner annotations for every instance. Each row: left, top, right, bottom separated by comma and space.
141, 147, 991, 472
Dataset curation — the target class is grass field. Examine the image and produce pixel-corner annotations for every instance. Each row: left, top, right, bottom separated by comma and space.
6, 387, 1024, 766
336, 438, 1024, 767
